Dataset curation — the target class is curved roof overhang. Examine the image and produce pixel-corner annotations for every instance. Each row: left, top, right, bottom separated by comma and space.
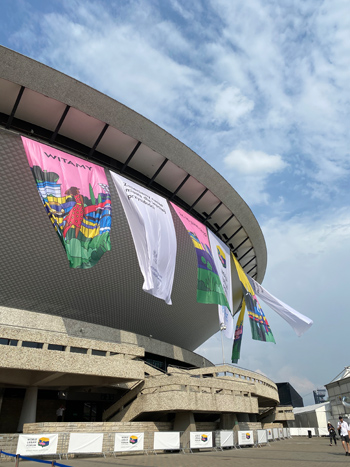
0, 46, 267, 351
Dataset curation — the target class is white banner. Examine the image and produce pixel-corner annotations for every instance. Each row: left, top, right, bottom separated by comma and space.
208, 231, 234, 338
110, 172, 177, 304
298, 427, 315, 436
257, 430, 268, 444
238, 431, 254, 446
114, 432, 144, 452
267, 428, 273, 440
279, 428, 284, 438
153, 432, 180, 450
290, 428, 299, 436
219, 431, 234, 447
248, 276, 313, 337
17, 434, 58, 455
190, 432, 213, 449
68, 433, 103, 454
273, 428, 279, 439
283, 428, 288, 438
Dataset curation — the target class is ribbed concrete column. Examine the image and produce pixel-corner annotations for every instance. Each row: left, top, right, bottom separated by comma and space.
220, 413, 238, 430
17, 387, 38, 432
174, 412, 196, 449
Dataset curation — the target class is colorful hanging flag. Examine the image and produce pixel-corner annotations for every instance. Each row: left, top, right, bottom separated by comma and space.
111, 172, 177, 304
247, 276, 313, 337
22, 137, 111, 269
233, 255, 275, 343
171, 203, 229, 308
232, 300, 246, 363
208, 230, 234, 338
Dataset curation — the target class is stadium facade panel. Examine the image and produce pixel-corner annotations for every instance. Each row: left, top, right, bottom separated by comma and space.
0, 47, 281, 435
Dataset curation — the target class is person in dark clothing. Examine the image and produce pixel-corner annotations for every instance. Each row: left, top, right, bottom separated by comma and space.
328, 422, 337, 445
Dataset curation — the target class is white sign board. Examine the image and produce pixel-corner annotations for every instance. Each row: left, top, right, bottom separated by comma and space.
68, 433, 103, 454
238, 431, 254, 446
290, 428, 299, 436
257, 430, 268, 444
114, 432, 144, 452
17, 434, 58, 455
267, 429, 273, 440
273, 428, 279, 439
219, 431, 234, 447
190, 432, 213, 449
298, 427, 315, 436
153, 432, 180, 451
279, 428, 284, 438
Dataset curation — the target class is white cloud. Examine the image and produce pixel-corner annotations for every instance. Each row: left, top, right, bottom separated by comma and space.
213, 87, 254, 126
224, 149, 287, 175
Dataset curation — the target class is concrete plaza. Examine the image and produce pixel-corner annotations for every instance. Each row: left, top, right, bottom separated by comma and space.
57, 437, 350, 467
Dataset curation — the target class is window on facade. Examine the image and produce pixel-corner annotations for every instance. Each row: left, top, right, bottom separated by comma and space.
48, 344, 66, 351
22, 341, 43, 349
70, 347, 88, 354
0, 338, 18, 346
91, 349, 106, 356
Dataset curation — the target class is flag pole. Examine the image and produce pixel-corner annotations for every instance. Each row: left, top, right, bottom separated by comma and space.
220, 323, 226, 364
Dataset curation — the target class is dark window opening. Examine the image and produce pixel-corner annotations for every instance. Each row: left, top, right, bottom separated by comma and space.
0, 338, 18, 346
91, 349, 106, 356
48, 344, 66, 351
70, 347, 88, 354
22, 341, 43, 349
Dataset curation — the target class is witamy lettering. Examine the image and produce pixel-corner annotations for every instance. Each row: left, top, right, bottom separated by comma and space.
44, 152, 92, 170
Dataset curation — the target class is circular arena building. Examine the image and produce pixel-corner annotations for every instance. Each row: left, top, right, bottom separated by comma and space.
0, 47, 289, 444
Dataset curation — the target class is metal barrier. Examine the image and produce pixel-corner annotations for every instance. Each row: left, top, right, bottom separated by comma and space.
0, 450, 72, 466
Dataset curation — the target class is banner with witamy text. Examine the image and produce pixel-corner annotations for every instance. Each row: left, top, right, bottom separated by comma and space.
171, 203, 229, 308
208, 230, 234, 338
111, 173, 176, 304
22, 137, 111, 269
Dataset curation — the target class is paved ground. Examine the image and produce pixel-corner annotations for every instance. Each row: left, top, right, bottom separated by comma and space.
47, 437, 350, 467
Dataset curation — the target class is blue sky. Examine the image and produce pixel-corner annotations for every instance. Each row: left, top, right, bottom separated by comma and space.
2, 0, 350, 405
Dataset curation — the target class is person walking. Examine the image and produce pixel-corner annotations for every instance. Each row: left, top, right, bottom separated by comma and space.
327, 422, 337, 445
337, 416, 350, 455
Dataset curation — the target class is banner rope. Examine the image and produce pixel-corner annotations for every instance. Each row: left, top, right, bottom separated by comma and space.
0, 450, 72, 466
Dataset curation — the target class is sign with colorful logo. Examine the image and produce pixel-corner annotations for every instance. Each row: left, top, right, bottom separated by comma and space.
237, 430, 254, 446
22, 137, 111, 269
190, 431, 213, 449
17, 434, 58, 455
114, 433, 144, 452
38, 437, 50, 448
